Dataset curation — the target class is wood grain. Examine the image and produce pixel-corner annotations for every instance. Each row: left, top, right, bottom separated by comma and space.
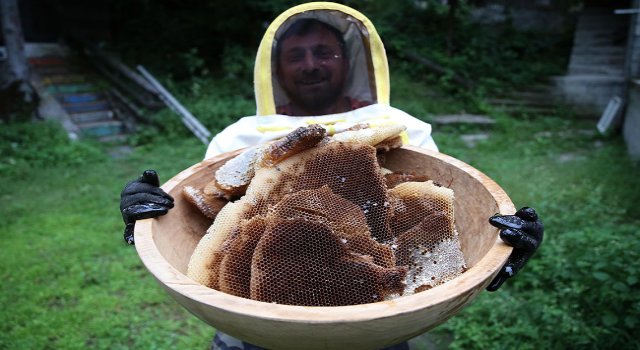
135, 145, 514, 350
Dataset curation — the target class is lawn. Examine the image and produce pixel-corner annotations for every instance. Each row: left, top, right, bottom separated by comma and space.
1, 73, 639, 349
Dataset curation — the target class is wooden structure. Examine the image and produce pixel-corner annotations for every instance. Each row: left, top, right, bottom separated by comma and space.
28, 55, 132, 141
135, 146, 515, 350
624, 0, 640, 158
550, 1, 631, 118
23, 44, 211, 143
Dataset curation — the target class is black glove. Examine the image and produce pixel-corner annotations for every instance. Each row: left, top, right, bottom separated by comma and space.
120, 170, 174, 245
486, 207, 543, 291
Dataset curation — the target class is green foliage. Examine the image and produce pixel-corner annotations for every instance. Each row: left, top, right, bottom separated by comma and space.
0, 142, 209, 349
389, 64, 480, 116
2, 74, 639, 349
0, 82, 38, 123
350, 0, 574, 94
0, 121, 107, 177
108, 0, 573, 97
428, 116, 640, 349
125, 73, 255, 148
220, 43, 257, 83
110, 0, 299, 80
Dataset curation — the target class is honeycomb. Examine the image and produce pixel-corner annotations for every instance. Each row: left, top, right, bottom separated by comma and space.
186, 125, 467, 306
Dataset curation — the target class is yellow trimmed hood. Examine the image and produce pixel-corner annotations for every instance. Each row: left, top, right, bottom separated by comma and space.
253, 2, 390, 116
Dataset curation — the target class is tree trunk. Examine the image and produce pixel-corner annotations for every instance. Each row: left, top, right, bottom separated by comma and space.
0, 0, 34, 120
0, 0, 31, 94
446, 0, 459, 57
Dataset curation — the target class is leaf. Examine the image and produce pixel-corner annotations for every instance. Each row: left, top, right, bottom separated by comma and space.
602, 312, 619, 327
627, 276, 638, 286
625, 316, 637, 328
593, 272, 610, 281
612, 282, 630, 293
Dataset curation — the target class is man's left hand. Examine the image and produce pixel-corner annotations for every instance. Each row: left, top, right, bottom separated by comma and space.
486, 207, 544, 291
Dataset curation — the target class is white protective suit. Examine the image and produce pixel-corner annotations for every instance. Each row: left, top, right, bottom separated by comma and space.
204, 2, 438, 160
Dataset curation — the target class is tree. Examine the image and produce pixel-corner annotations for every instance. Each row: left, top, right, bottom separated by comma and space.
446, 0, 459, 57
0, 0, 33, 120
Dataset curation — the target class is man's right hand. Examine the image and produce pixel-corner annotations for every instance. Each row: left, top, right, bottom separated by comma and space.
120, 170, 174, 245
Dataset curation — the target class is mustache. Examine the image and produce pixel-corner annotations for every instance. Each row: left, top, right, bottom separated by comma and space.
296, 71, 329, 83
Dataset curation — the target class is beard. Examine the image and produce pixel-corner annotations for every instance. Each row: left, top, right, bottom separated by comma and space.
288, 85, 345, 113
281, 70, 347, 114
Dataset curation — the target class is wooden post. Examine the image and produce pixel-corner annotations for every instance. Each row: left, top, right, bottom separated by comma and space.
83, 42, 159, 95
137, 65, 212, 145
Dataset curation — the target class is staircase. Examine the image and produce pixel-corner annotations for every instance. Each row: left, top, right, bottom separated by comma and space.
29, 56, 129, 142
550, 6, 629, 118
488, 84, 563, 115
568, 8, 627, 76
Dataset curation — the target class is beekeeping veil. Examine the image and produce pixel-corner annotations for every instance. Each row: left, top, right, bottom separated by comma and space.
204, 2, 437, 161
254, 2, 389, 116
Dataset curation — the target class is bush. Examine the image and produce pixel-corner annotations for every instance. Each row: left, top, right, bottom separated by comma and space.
0, 121, 107, 177
109, 0, 574, 97
365, 0, 573, 94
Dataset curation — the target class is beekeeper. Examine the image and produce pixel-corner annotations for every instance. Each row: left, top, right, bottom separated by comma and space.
120, 3, 543, 350
203, 4, 438, 160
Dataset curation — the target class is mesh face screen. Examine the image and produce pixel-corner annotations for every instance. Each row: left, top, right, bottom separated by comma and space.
186, 127, 467, 306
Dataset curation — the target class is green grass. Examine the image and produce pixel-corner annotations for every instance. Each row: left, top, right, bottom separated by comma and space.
1, 73, 639, 349
426, 115, 640, 349
0, 139, 212, 350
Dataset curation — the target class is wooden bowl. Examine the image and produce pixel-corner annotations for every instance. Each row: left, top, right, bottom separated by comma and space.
135, 145, 514, 350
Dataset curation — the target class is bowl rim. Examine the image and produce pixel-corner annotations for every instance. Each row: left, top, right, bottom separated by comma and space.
134, 145, 514, 324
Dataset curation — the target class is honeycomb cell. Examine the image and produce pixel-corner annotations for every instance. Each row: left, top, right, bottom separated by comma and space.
250, 218, 407, 306
186, 126, 468, 306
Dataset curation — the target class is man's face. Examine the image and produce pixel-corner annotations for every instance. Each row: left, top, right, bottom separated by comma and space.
277, 26, 349, 114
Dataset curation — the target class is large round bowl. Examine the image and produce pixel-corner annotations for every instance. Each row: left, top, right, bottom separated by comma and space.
135, 145, 515, 350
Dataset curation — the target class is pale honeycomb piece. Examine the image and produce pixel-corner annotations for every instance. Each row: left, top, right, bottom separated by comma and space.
212, 143, 270, 198
374, 135, 404, 153
187, 198, 254, 287
388, 181, 454, 237
400, 237, 467, 297
212, 125, 326, 198
182, 186, 227, 219
387, 181, 466, 296
331, 123, 406, 146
